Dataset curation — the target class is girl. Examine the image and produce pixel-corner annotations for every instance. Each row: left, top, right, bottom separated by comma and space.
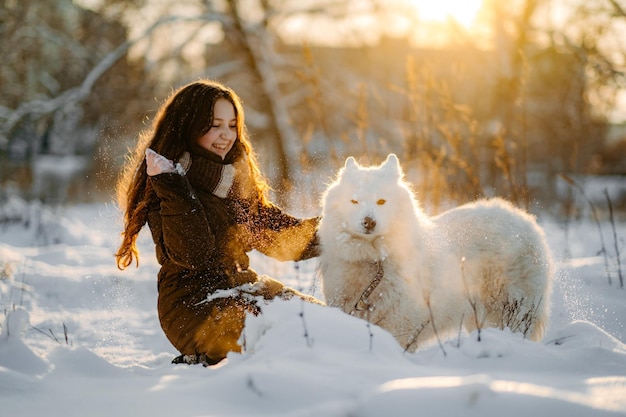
116, 79, 322, 366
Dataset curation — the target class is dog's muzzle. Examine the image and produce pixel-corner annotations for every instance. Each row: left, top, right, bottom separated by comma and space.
362, 216, 376, 234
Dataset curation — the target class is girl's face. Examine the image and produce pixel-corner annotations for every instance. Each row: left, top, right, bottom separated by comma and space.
197, 98, 237, 159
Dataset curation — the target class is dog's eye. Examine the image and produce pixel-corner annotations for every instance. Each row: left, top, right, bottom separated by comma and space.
377, 199, 386, 205
351, 199, 358, 204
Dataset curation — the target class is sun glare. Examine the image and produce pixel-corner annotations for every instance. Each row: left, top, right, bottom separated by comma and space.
410, 0, 484, 28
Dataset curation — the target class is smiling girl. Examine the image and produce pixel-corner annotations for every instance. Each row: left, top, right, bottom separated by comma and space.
116, 79, 322, 366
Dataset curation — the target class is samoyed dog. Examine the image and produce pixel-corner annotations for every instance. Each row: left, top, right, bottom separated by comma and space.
317, 154, 553, 351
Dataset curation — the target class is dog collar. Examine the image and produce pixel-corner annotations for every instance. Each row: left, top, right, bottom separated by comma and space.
353, 260, 384, 312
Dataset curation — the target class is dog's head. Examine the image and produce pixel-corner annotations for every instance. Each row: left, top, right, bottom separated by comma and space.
321, 154, 416, 239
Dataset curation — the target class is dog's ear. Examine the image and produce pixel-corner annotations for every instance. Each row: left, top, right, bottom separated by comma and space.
344, 156, 358, 171
381, 153, 402, 177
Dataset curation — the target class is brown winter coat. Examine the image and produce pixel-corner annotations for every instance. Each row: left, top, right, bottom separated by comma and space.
147, 143, 321, 364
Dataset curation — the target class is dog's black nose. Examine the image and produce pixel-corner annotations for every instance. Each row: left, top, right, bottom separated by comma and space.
362, 216, 376, 232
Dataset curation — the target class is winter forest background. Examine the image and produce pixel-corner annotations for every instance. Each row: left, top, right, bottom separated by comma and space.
2, 0, 626, 213
1, 1, 626, 416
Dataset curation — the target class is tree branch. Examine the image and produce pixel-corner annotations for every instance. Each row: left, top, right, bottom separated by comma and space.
608, 0, 626, 18
0, 13, 228, 147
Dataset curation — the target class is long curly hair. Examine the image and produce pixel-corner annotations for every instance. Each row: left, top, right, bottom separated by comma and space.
115, 79, 271, 270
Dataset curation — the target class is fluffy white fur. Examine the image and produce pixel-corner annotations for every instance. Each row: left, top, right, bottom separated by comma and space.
318, 154, 553, 351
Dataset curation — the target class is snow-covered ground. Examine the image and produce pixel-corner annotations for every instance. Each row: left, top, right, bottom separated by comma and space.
1, 201, 625, 416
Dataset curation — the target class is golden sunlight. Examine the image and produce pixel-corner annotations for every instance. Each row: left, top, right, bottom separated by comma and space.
409, 0, 484, 28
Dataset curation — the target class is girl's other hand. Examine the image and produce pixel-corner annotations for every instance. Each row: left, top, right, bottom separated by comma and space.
145, 148, 176, 176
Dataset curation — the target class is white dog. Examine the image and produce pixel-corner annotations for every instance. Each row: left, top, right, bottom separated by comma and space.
317, 154, 553, 351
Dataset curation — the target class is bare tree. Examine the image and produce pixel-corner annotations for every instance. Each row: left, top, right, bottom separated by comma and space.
221, 0, 380, 192
225, 0, 303, 192
0, 0, 153, 201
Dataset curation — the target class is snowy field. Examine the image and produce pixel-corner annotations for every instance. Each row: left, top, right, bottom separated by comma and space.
1, 200, 625, 416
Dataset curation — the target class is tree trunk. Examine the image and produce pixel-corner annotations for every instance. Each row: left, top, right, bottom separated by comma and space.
227, 0, 302, 195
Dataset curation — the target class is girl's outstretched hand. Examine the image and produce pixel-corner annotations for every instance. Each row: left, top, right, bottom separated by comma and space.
145, 148, 175, 176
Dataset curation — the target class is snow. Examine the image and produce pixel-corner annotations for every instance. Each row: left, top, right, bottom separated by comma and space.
1, 202, 625, 416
